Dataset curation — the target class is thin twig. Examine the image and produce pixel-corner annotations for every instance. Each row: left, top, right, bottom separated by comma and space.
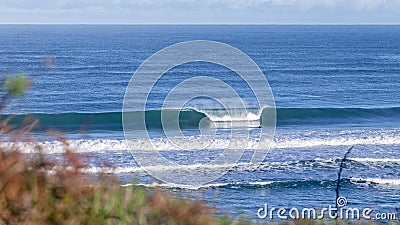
335, 146, 354, 209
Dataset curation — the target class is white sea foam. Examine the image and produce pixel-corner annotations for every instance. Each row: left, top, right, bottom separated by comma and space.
350, 178, 400, 187
247, 181, 275, 186
138, 182, 233, 190
198, 108, 261, 122
349, 158, 400, 163
3, 129, 400, 154
272, 134, 400, 149
81, 162, 249, 174
122, 181, 275, 190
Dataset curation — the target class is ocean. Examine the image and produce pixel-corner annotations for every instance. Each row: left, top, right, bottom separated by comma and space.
1, 25, 400, 221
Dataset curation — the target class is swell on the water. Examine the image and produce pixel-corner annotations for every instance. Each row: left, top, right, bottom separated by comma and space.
4, 107, 400, 131
79, 157, 400, 174
122, 178, 392, 190
274, 107, 400, 126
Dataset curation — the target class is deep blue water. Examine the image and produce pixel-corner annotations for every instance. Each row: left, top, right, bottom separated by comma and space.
1, 25, 400, 222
